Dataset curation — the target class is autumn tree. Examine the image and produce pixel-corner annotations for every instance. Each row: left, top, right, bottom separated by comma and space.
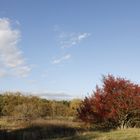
14, 96, 52, 120
0, 94, 4, 116
2, 92, 23, 116
70, 99, 82, 117
78, 75, 140, 129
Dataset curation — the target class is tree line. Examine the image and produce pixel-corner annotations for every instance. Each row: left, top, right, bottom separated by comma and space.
0, 92, 81, 120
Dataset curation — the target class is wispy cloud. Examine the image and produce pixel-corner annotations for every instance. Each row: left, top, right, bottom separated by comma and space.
38, 92, 71, 98
52, 26, 91, 65
52, 54, 71, 64
59, 32, 91, 48
31, 91, 72, 100
0, 69, 8, 78
0, 18, 31, 78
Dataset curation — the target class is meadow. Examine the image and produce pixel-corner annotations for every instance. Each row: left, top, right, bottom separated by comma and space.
0, 118, 140, 140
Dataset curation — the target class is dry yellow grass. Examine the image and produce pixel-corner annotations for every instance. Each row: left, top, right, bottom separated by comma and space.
54, 128, 140, 140
1, 118, 140, 140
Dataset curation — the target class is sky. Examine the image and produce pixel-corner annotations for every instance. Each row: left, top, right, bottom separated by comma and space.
0, 0, 140, 100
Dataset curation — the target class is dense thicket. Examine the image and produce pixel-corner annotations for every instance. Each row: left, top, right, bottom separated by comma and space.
0, 92, 81, 120
78, 75, 140, 129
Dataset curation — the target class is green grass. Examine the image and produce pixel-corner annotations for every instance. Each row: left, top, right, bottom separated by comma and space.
51, 128, 140, 140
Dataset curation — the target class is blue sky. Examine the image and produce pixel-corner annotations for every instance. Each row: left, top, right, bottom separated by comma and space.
0, 0, 140, 99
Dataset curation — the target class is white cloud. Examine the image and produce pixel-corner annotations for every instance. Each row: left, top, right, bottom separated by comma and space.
0, 18, 31, 78
78, 33, 90, 40
30, 91, 72, 100
52, 26, 91, 65
59, 32, 91, 48
52, 54, 71, 64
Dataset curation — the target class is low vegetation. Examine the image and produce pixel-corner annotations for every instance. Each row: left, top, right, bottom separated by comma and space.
54, 128, 140, 140
0, 119, 140, 140
0, 92, 82, 121
0, 119, 85, 140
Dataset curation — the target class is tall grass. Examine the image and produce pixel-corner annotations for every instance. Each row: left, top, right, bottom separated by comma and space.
0, 118, 84, 140
0, 118, 140, 140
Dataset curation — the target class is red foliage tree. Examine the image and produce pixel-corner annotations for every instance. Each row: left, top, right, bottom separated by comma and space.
78, 75, 140, 129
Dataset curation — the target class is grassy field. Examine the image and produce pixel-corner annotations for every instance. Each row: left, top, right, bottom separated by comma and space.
51, 128, 140, 140
0, 118, 140, 140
